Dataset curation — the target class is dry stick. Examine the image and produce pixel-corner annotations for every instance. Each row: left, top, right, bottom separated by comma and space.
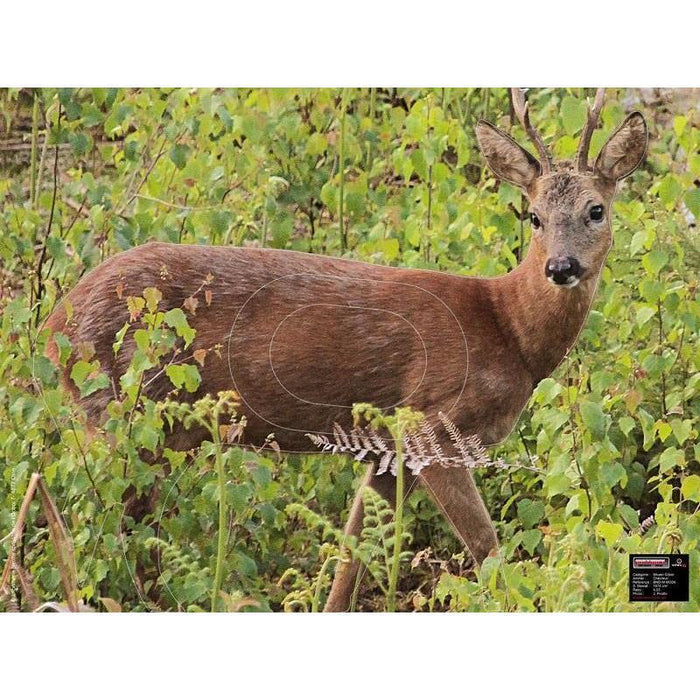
0, 472, 41, 599
1, 474, 80, 612
37, 477, 79, 612
14, 561, 40, 611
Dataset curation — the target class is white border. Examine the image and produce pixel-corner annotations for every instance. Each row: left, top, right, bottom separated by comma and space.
1, 1, 698, 86
1, 613, 697, 696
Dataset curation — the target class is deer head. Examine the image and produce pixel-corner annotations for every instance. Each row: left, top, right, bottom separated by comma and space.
475, 89, 647, 289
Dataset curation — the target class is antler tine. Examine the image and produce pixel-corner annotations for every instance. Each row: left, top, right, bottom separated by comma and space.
575, 87, 606, 172
510, 88, 552, 173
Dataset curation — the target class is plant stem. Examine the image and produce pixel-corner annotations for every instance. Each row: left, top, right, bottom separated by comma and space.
29, 91, 39, 206
386, 419, 404, 612
366, 87, 375, 173
338, 88, 348, 254
211, 414, 227, 612
261, 181, 269, 248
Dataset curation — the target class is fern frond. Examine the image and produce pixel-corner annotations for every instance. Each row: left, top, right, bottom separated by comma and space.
307, 414, 541, 477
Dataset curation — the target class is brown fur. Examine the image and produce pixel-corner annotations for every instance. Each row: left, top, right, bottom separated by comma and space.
44, 98, 648, 611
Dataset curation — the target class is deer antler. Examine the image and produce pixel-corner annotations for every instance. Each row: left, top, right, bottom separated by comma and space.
575, 87, 606, 172
511, 88, 552, 173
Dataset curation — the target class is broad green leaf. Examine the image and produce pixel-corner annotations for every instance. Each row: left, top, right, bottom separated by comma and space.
681, 475, 700, 502
595, 521, 623, 546
580, 400, 606, 440
561, 95, 587, 135
517, 499, 544, 529
684, 188, 700, 218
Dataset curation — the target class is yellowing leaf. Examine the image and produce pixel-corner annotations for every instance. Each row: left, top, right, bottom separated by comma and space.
126, 296, 146, 321
595, 521, 623, 547
184, 296, 199, 315
143, 286, 163, 312
99, 597, 122, 613
681, 475, 700, 502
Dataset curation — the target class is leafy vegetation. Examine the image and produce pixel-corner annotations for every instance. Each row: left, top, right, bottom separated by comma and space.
0, 88, 698, 612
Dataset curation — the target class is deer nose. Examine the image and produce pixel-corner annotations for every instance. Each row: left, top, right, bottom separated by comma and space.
545, 256, 582, 286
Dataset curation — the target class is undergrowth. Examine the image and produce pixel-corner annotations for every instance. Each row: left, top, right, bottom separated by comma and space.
0, 88, 698, 611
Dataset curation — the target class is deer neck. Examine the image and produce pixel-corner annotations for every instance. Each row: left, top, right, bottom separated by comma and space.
491, 249, 601, 384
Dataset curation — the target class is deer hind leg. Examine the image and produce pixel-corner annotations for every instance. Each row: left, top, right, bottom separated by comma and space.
323, 463, 418, 612
418, 464, 498, 566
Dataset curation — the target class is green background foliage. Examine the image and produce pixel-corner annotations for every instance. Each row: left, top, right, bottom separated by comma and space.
0, 87, 698, 611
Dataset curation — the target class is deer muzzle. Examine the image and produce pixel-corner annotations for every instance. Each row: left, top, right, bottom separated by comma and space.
544, 256, 583, 287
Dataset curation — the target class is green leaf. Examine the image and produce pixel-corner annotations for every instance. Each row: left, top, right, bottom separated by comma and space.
681, 475, 700, 502
601, 463, 626, 489
638, 409, 656, 450
182, 364, 201, 392
635, 305, 656, 327
520, 529, 542, 556
658, 447, 685, 473
561, 95, 587, 135
410, 148, 428, 180
545, 473, 571, 497
166, 364, 186, 389
656, 420, 672, 443
684, 188, 700, 218
164, 308, 196, 346
517, 499, 544, 529
169, 144, 190, 170
595, 521, 623, 546
376, 238, 400, 260
534, 377, 562, 404
670, 419, 693, 446
112, 323, 130, 356
134, 328, 150, 352
68, 132, 91, 157
641, 250, 668, 276
70, 359, 93, 385
580, 401, 606, 440
305, 132, 327, 156
320, 181, 337, 211
658, 174, 682, 208
618, 416, 635, 437
53, 332, 72, 365
629, 230, 649, 256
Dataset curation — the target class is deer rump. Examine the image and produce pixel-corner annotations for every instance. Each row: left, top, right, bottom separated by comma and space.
46, 241, 499, 453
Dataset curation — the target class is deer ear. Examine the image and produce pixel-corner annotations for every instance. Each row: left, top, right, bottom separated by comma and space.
594, 112, 647, 182
475, 120, 541, 189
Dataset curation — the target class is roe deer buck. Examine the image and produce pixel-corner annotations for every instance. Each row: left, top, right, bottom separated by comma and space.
45, 88, 647, 612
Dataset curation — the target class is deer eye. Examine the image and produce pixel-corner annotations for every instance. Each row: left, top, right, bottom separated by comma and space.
589, 204, 604, 221
530, 213, 541, 229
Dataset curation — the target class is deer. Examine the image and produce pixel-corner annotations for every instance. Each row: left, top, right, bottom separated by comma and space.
44, 88, 647, 612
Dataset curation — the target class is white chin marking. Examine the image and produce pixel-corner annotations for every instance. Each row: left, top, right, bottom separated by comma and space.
548, 276, 581, 288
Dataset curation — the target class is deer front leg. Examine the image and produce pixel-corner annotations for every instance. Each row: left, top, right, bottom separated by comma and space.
323, 464, 417, 612
418, 464, 498, 565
